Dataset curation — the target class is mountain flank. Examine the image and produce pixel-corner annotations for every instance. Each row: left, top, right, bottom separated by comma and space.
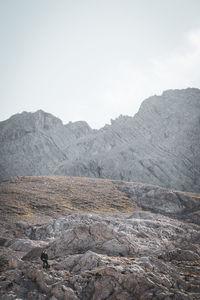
0, 88, 200, 192
0, 176, 200, 299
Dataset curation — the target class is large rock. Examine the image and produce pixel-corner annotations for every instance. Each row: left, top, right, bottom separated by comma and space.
1, 209, 200, 300
41, 222, 136, 258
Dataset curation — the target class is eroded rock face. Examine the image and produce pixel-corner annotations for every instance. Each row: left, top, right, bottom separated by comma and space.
115, 181, 200, 224
47, 222, 136, 258
0, 110, 93, 179
1, 88, 200, 192
54, 88, 200, 193
1, 210, 200, 300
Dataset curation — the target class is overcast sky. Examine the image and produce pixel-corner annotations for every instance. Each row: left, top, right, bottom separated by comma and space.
1, 0, 200, 128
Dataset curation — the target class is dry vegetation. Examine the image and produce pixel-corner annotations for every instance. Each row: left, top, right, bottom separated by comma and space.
0, 176, 139, 220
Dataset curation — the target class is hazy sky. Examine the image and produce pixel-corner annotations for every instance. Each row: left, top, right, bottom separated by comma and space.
1, 0, 200, 128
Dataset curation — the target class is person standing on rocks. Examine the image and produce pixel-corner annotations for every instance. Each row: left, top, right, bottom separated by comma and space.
41, 250, 50, 269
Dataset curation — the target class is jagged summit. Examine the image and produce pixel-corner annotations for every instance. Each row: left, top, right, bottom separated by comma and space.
65, 120, 93, 138
161, 87, 200, 96
0, 110, 63, 141
1, 88, 200, 192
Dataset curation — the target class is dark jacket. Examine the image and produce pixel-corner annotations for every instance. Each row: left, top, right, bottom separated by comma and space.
41, 252, 48, 261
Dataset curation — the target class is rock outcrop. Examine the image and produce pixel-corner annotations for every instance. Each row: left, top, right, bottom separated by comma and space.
1, 88, 200, 192
0, 176, 200, 299
1, 212, 200, 299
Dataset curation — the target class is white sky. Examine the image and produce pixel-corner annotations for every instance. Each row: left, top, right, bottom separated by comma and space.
1, 0, 200, 128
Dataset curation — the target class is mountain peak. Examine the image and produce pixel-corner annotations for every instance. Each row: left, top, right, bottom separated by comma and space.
64, 121, 93, 139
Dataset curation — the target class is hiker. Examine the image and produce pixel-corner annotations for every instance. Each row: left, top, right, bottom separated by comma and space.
41, 250, 50, 269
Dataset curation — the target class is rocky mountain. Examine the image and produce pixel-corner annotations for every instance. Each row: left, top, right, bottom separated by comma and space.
0, 110, 94, 179
0, 176, 200, 300
0, 88, 200, 192
54, 88, 200, 193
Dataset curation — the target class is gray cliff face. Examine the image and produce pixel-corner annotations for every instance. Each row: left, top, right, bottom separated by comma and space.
0, 110, 93, 178
1, 88, 200, 192
55, 88, 200, 192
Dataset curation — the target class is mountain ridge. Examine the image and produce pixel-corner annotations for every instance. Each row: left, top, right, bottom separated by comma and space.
0, 88, 200, 192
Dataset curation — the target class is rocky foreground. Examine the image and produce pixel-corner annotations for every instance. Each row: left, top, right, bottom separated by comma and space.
0, 176, 200, 300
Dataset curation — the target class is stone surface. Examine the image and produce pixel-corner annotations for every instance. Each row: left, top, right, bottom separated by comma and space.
0, 177, 200, 300
0, 174, 200, 299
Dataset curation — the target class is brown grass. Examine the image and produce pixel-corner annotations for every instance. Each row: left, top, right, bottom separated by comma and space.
0, 176, 139, 221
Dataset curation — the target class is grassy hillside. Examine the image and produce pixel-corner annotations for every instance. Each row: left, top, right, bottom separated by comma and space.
0, 176, 139, 220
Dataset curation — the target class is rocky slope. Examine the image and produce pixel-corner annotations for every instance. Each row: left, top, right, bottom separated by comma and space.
1, 88, 200, 192
0, 176, 200, 300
